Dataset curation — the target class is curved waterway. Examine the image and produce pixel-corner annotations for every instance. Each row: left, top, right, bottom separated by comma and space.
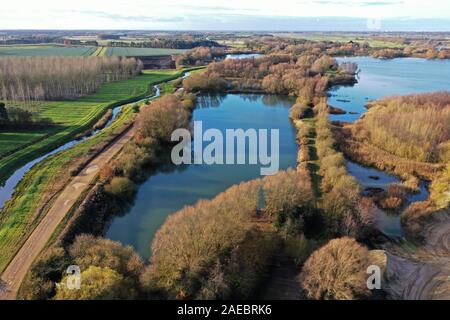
0, 85, 162, 209
106, 94, 297, 259
331, 56, 450, 237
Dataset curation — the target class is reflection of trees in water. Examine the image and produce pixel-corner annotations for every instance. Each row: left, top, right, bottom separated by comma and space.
262, 95, 293, 108
195, 94, 226, 109
196, 93, 294, 110
239, 94, 260, 103
104, 144, 190, 222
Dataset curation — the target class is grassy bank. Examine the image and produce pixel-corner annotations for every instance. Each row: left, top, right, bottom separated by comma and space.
0, 70, 187, 183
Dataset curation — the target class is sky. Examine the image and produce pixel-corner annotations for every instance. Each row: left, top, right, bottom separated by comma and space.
1, 0, 450, 31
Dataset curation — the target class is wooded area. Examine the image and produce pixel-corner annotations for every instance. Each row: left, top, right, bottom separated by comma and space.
0, 56, 143, 102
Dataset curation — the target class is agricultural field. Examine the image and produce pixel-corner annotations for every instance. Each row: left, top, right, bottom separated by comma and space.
0, 69, 189, 273
272, 32, 406, 48
0, 45, 96, 56
0, 45, 187, 57
0, 69, 186, 183
91, 46, 107, 56
105, 47, 187, 56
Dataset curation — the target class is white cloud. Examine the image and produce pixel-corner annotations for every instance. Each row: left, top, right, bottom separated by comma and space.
0, 0, 449, 29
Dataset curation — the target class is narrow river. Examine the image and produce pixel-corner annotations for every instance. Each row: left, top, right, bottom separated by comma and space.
0, 85, 162, 209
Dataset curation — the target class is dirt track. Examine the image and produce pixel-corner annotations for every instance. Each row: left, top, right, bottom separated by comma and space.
384, 210, 450, 300
0, 127, 135, 300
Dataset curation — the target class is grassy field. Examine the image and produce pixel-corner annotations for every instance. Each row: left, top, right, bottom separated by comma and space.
0, 68, 193, 273
0, 45, 96, 56
272, 33, 406, 48
106, 47, 187, 56
91, 46, 107, 56
0, 45, 187, 57
0, 70, 187, 183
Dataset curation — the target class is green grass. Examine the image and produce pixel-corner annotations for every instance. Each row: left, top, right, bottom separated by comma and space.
0, 104, 136, 274
0, 45, 96, 56
0, 45, 186, 57
106, 47, 187, 56
0, 70, 186, 184
0, 68, 196, 273
272, 33, 406, 49
92, 46, 107, 56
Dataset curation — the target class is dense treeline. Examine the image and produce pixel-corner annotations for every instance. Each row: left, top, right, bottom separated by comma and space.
146, 168, 314, 299
175, 47, 226, 67
313, 100, 373, 237
238, 36, 450, 61
102, 93, 193, 199
109, 39, 222, 49
182, 52, 355, 104
356, 92, 450, 163
0, 56, 143, 101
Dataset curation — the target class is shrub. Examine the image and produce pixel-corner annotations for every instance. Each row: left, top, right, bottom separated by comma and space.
378, 184, 408, 210
298, 145, 311, 163
99, 164, 114, 182
115, 144, 149, 179
68, 235, 144, 281
138, 94, 190, 143
262, 168, 314, 220
19, 247, 69, 300
289, 103, 310, 120
105, 176, 135, 200
299, 237, 370, 300
296, 122, 312, 140
285, 234, 318, 266
54, 266, 135, 300
197, 229, 278, 299
183, 72, 227, 92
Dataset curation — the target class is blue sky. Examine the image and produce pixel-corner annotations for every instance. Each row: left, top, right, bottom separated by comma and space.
1, 0, 450, 31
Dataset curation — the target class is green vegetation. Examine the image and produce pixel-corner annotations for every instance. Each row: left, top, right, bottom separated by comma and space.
0, 70, 183, 182
106, 47, 187, 56
0, 70, 189, 273
0, 45, 96, 56
272, 33, 407, 49
92, 46, 107, 56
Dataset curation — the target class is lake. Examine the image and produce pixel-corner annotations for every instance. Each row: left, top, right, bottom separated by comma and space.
329, 57, 450, 122
331, 56, 450, 236
106, 57, 450, 252
106, 94, 298, 259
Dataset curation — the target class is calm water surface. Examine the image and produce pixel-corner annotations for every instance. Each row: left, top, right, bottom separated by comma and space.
107, 57, 450, 250
330, 57, 450, 122
332, 57, 450, 236
226, 53, 262, 59
106, 94, 298, 259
